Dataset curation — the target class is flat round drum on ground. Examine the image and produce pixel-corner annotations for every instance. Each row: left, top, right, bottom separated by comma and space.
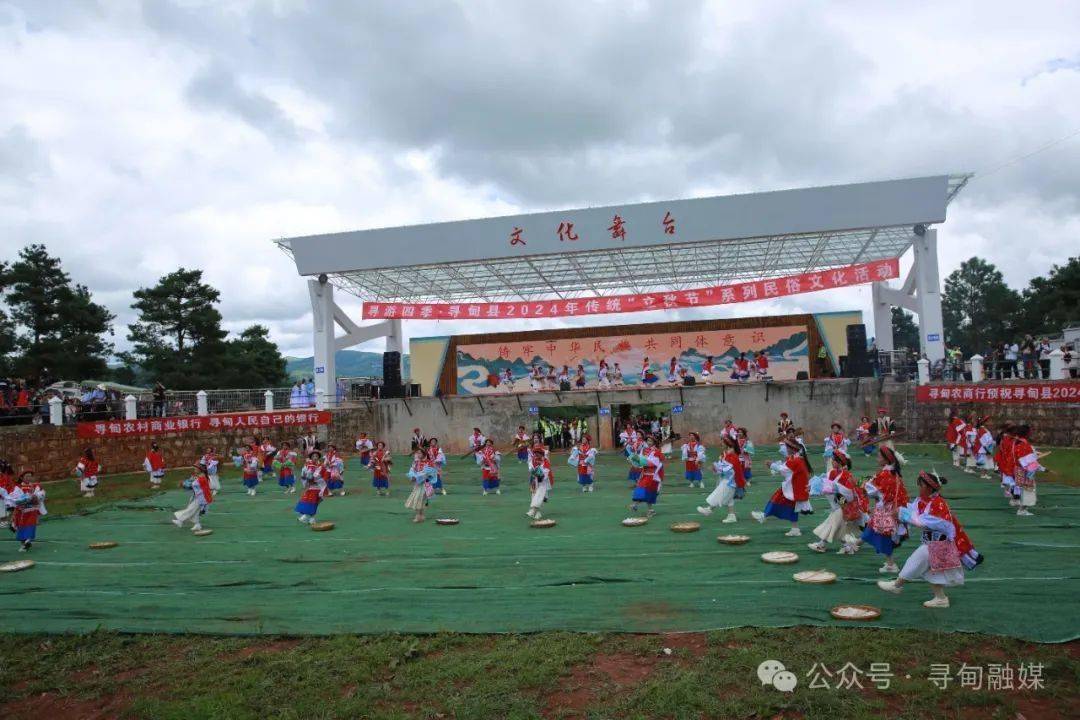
310, 521, 336, 532
192, 528, 214, 537
670, 521, 701, 533
0, 559, 35, 573
530, 519, 557, 528
761, 551, 799, 564
717, 534, 751, 545
436, 518, 460, 525
89, 541, 118, 550
622, 517, 648, 527
830, 604, 882, 621
793, 570, 837, 584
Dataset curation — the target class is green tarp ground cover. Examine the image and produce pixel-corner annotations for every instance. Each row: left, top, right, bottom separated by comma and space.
3, 445, 1078, 642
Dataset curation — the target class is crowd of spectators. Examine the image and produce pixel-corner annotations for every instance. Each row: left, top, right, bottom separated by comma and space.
937, 335, 1077, 381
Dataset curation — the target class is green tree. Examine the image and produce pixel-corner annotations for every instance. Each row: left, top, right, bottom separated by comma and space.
890, 307, 920, 351
0, 262, 16, 374
124, 268, 228, 389
1017, 256, 1080, 337
942, 257, 1021, 355
5, 245, 114, 380
223, 325, 288, 388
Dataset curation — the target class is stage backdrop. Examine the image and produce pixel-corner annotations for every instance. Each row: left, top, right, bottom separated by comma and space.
456, 326, 808, 395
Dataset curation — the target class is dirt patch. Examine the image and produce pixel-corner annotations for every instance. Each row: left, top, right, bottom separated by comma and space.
659, 632, 708, 658
3, 689, 132, 720
226, 638, 304, 660
542, 678, 594, 719
592, 652, 657, 686
543, 649, 663, 718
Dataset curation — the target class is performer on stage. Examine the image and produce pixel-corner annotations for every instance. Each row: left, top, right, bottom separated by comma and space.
575, 364, 587, 389
355, 432, 374, 467
945, 412, 967, 468
808, 450, 863, 554
324, 444, 346, 496
369, 441, 392, 496
144, 443, 166, 489
172, 464, 212, 533
427, 438, 447, 495
295, 452, 328, 525
666, 357, 681, 385
629, 435, 664, 517
201, 446, 221, 495
700, 356, 714, 384
568, 434, 597, 492
241, 445, 260, 496
1012, 425, 1046, 516
275, 442, 297, 493
681, 432, 706, 489
74, 449, 101, 498
753, 351, 769, 379
640, 357, 659, 386
878, 471, 983, 608
752, 437, 814, 536
478, 439, 502, 495
526, 443, 554, 520
597, 359, 610, 388
405, 450, 437, 522
823, 423, 851, 461
731, 353, 751, 382
860, 446, 909, 574
10, 470, 46, 552
612, 362, 625, 387
697, 435, 746, 523
512, 426, 531, 463
501, 367, 515, 393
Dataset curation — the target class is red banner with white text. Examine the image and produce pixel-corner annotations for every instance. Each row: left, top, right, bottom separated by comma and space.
76, 410, 331, 439
362, 258, 900, 321
916, 382, 1080, 404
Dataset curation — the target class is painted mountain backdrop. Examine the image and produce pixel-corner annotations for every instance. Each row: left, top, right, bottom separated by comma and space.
285, 351, 410, 381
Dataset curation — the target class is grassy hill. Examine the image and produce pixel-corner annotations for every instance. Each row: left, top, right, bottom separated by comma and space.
285, 350, 410, 381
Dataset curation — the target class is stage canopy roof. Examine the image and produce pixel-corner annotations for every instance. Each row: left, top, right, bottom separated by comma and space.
277, 174, 970, 303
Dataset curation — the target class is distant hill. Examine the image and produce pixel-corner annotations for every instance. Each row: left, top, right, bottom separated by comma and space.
285, 350, 410, 381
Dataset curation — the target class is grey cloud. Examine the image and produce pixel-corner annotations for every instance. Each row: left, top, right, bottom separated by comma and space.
184, 60, 300, 141
0, 124, 51, 188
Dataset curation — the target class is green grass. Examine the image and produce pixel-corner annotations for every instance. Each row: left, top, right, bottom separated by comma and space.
0, 628, 1076, 719
3, 442, 1078, 719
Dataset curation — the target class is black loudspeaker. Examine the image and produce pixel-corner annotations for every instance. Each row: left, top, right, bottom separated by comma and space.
844, 324, 872, 377
383, 351, 402, 386
381, 384, 405, 399
795, 371, 809, 381
682, 375, 696, 386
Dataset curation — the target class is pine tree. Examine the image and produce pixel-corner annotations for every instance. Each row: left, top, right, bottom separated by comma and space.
942, 257, 1021, 355
224, 325, 288, 387
124, 268, 229, 389
5, 245, 114, 381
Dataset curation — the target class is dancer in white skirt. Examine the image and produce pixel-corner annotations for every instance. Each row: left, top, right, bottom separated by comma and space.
808, 450, 863, 555
404, 450, 437, 523
1011, 425, 1046, 516
878, 471, 983, 608
526, 444, 553, 519
697, 436, 746, 523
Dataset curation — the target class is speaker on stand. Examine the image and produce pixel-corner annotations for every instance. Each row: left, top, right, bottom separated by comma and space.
382, 351, 403, 396
844, 324, 872, 378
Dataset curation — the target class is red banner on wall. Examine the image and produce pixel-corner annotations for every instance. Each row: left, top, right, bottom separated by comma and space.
916, 382, 1080, 404
361, 258, 900, 321
76, 410, 331, 439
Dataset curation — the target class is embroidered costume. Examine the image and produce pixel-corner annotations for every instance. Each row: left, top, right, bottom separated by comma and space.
172, 471, 213, 532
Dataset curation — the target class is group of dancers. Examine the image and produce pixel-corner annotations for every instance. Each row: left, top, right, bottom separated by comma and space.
946, 413, 1047, 516
515, 352, 773, 393
6, 407, 1054, 612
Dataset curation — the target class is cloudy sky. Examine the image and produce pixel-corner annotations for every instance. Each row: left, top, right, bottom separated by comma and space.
2, 0, 1078, 358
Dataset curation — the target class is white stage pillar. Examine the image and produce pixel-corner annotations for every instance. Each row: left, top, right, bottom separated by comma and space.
871, 282, 894, 352
196, 390, 208, 416
125, 395, 137, 420
917, 357, 930, 385
914, 229, 946, 363
264, 390, 274, 412
309, 278, 337, 403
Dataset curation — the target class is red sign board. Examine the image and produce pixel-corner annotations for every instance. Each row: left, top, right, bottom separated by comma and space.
76, 410, 331, 439
362, 258, 900, 321
915, 382, 1080, 404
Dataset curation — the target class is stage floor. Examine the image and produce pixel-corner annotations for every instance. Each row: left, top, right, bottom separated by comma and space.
5, 445, 1078, 642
